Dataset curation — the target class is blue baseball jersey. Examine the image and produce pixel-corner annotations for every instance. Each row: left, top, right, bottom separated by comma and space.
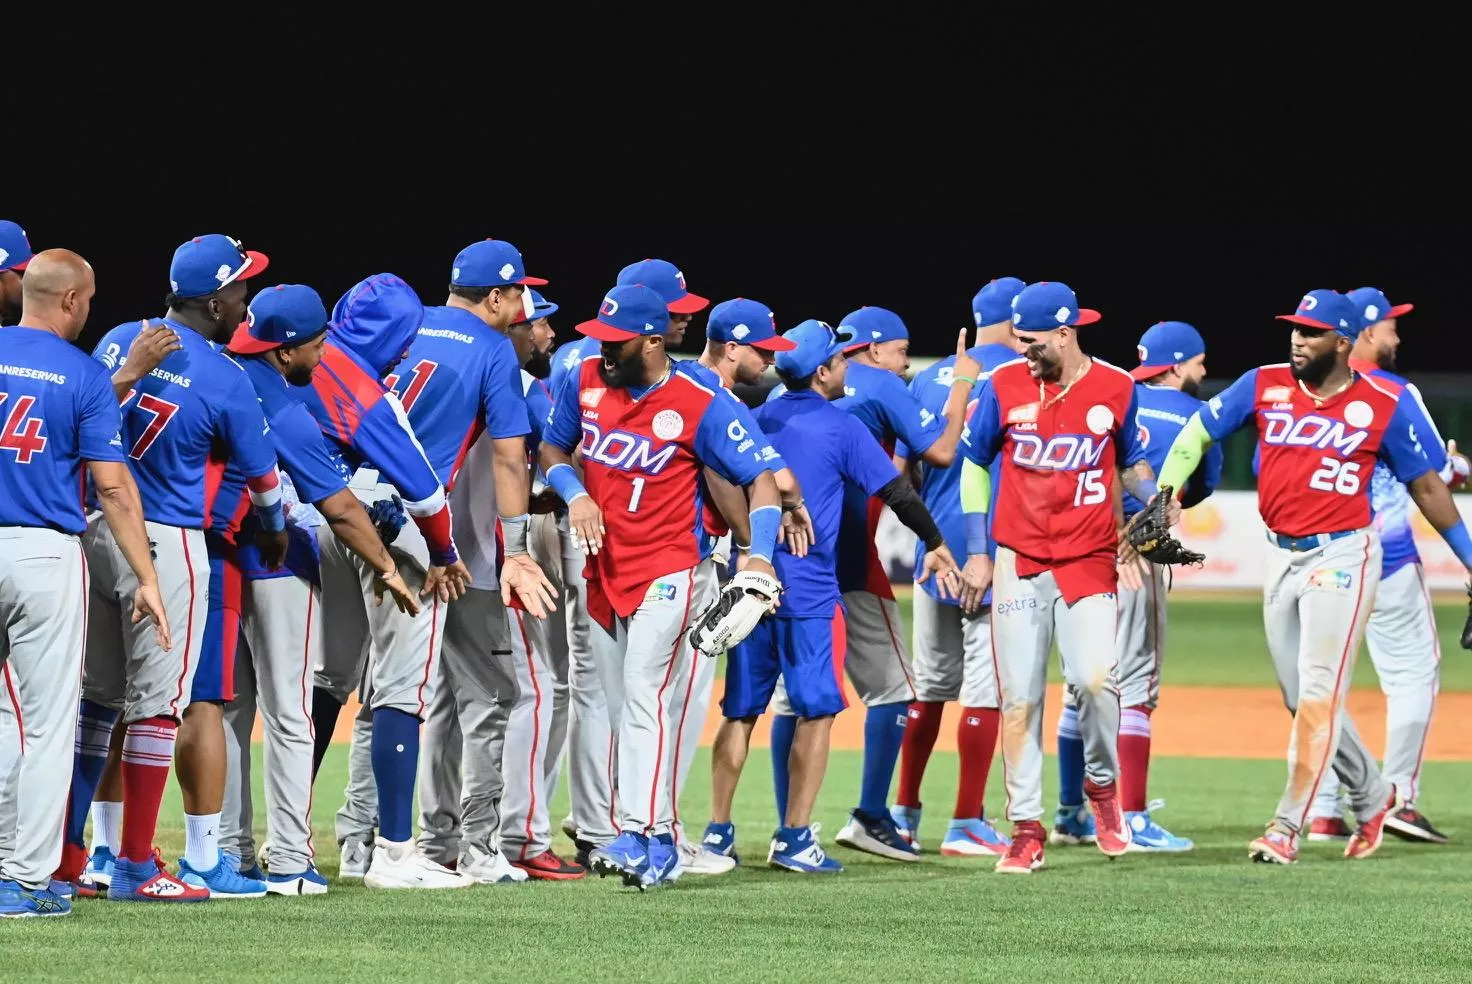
902, 343, 1017, 605
1124, 383, 1223, 519
388, 306, 530, 490
548, 335, 599, 406
0, 326, 126, 533
92, 319, 278, 529
753, 390, 898, 618
523, 370, 552, 452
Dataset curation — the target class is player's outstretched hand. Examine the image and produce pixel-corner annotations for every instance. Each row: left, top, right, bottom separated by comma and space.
502, 553, 558, 619
423, 560, 473, 603
569, 495, 605, 555
132, 581, 173, 652
372, 568, 421, 616
953, 328, 982, 385
256, 529, 290, 572
959, 554, 993, 613
122, 320, 184, 381
1447, 439, 1469, 491
780, 502, 814, 558
919, 543, 963, 601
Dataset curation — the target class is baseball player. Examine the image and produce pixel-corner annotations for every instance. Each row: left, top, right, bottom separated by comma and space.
1157, 288, 1472, 864
395, 239, 557, 885
890, 277, 1026, 858
959, 280, 1151, 874
704, 319, 962, 873
765, 306, 979, 862
0, 220, 32, 324
548, 258, 707, 866
1298, 288, 1467, 845
214, 284, 421, 896
0, 250, 170, 918
60, 234, 288, 903
539, 283, 781, 889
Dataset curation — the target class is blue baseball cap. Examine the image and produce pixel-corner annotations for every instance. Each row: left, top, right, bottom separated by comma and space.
514, 289, 559, 326
775, 319, 858, 379
227, 284, 329, 355
0, 220, 33, 272
1131, 321, 1206, 381
169, 234, 269, 298
616, 258, 708, 314
1277, 289, 1360, 339
706, 298, 796, 352
1010, 281, 1101, 331
450, 239, 547, 289
839, 306, 908, 351
575, 284, 670, 342
972, 277, 1026, 327
1348, 286, 1414, 328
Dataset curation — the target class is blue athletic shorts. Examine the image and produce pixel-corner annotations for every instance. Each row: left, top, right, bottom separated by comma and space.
722, 605, 847, 720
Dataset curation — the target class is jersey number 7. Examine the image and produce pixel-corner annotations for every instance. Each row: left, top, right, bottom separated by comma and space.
122, 390, 181, 460
0, 392, 48, 463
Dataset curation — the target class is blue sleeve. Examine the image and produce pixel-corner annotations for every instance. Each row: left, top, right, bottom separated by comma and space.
272, 407, 350, 505
543, 374, 584, 453
961, 380, 1004, 467
1380, 394, 1436, 485
524, 378, 552, 450
1116, 385, 1147, 467
218, 373, 279, 479
77, 365, 126, 463
840, 415, 902, 496
1201, 369, 1259, 442
726, 393, 787, 473
1182, 441, 1224, 509
353, 394, 445, 506
894, 441, 910, 461
764, 383, 787, 405
878, 372, 941, 455
481, 340, 532, 441
694, 394, 767, 487
547, 340, 584, 401
1397, 383, 1449, 476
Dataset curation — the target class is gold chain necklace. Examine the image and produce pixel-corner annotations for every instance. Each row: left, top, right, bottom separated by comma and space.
1297, 373, 1352, 407
1040, 359, 1091, 410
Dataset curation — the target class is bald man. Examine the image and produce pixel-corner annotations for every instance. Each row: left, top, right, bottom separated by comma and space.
0, 251, 170, 917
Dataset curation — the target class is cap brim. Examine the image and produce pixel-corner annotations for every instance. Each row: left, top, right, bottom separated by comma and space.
226, 322, 281, 355
1388, 302, 1414, 318
9, 257, 30, 272
750, 335, 798, 352
668, 291, 709, 314
1069, 308, 1102, 326
237, 250, 270, 283
1276, 314, 1338, 331
576, 318, 641, 342
1130, 363, 1170, 381
517, 275, 549, 287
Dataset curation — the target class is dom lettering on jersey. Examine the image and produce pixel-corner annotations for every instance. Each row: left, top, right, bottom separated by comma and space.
1010, 434, 1109, 471
1261, 412, 1370, 456
580, 423, 679, 474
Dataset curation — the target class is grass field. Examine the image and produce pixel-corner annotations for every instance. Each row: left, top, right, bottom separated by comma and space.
7, 597, 1472, 981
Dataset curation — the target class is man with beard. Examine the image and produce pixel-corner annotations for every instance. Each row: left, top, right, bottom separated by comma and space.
1159, 289, 1472, 865
1046, 320, 1220, 854
541, 284, 782, 889
1304, 288, 1468, 846
0, 221, 33, 323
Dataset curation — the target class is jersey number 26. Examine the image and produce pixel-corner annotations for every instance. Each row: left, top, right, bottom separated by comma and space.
1308, 457, 1362, 495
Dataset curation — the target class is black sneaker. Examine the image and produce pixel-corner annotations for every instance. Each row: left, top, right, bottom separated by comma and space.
1384, 807, 1449, 844
573, 837, 597, 869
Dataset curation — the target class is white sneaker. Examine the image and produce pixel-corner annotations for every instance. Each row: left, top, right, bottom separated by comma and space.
678, 839, 737, 875
458, 845, 529, 884
338, 837, 372, 880
363, 839, 472, 890
259, 838, 272, 871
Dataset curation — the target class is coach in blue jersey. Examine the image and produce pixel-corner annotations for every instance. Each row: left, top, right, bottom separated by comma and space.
0, 251, 169, 917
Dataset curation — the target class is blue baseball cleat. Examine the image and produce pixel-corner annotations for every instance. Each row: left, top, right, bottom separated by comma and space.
239, 863, 266, 882
0, 880, 72, 918
178, 850, 268, 899
769, 825, 844, 874
1125, 801, 1195, 852
589, 832, 653, 889
86, 846, 116, 887
267, 864, 330, 896
643, 834, 681, 888
700, 821, 740, 864
1049, 803, 1097, 845
836, 808, 920, 862
890, 804, 923, 851
940, 818, 1011, 857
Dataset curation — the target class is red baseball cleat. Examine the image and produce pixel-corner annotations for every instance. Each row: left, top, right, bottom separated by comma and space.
994, 821, 1046, 874
510, 849, 587, 881
1085, 779, 1132, 857
1345, 788, 1402, 861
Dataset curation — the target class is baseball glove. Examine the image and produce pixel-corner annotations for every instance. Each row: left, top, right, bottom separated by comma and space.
1461, 581, 1472, 651
1126, 485, 1206, 567
687, 569, 783, 657
366, 494, 407, 547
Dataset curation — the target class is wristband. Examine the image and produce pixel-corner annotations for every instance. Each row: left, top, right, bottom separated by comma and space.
1444, 520, 1472, 571
547, 463, 589, 506
964, 511, 991, 556
748, 504, 781, 563
254, 498, 286, 534
954, 375, 976, 387
1134, 478, 1160, 504
782, 497, 805, 513
501, 513, 530, 556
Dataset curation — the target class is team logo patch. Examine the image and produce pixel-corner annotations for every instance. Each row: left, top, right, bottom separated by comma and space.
1007, 402, 1039, 424
215, 263, 233, 285
1137, 344, 1148, 362
1086, 404, 1114, 435
1137, 424, 1150, 449
652, 409, 684, 440
731, 324, 750, 339
1344, 400, 1373, 429
644, 581, 678, 604
581, 388, 605, 408
500, 262, 516, 281
1263, 386, 1292, 403
1307, 569, 1353, 591
0, 248, 8, 266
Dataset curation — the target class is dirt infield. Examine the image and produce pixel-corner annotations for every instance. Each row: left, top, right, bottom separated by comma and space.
301, 682, 1472, 760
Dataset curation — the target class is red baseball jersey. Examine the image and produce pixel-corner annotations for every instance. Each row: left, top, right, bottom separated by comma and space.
962, 358, 1145, 602
543, 359, 769, 623
1203, 364, 1432, 537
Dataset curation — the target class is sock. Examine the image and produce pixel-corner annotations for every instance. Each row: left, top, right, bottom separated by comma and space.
1057, 705, 1085, 807
896, 701, 945, 809
311, 689, 344, 779
66, 701, 118, 848
371, 707, 421, 843
90, 802, 122, 855
183, 813, 221, 871
1119, 707, 1153, 813
859, 702, 908, 816
954, 706, 1001, 820
120, 716, 178, 862
770, 714, 796, 824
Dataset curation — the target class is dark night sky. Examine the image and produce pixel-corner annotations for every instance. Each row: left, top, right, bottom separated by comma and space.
11, 18, 1470, 382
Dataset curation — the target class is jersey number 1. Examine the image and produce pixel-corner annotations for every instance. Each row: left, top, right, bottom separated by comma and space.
0, 393, 48, 463
628, 476, 645, 512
